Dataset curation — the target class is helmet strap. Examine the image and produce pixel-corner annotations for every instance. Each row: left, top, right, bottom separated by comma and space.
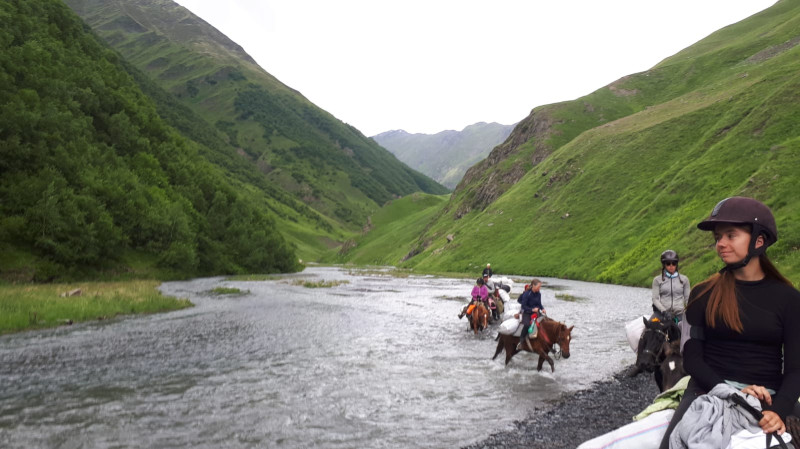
719, 224, 767, 273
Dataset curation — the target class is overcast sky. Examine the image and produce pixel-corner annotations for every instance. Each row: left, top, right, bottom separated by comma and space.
173, 0, 775, 136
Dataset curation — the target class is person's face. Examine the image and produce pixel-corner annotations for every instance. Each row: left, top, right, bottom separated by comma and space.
713, 224, 762, 264
483, 276, 489, 283
663, 261, 677, 274
531, 283, 541, 293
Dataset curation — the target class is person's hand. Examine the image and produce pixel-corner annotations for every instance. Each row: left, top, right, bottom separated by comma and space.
533, 307, 539, 313
759, 410, 785, 435
514, 313, 519, 319
741, 384, 773, 406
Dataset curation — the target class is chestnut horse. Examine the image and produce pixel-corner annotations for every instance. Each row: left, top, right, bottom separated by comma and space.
469, 302, 489, 335
492, 317, 573, 372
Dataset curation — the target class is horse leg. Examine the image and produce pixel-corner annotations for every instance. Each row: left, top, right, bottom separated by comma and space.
536, 353, 554, 372
504, 339, 517, 365
492, 338, 505, 360
654, 369, 665, 392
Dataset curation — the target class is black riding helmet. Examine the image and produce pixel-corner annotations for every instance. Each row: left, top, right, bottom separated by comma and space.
697, 196, 778, 271
476, 277, 484, 286
660, 250, 679, 265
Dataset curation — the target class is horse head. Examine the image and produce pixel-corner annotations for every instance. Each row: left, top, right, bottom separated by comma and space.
472, 302, 488, 334
657, 339, 686, 392
540, 318, 573, 359
555, 322, 573, 359
635, 318, 669, 373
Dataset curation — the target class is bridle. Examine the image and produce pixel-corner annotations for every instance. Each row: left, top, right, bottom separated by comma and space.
544, 322, 568, 359
638, 326, 669, 363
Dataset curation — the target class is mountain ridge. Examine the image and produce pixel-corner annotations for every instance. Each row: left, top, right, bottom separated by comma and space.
336, 0, 800, 285
64, 0, 448, 259
372, 122, 515, 190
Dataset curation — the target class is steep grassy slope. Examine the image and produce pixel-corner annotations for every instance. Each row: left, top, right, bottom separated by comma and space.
326, 193, 450, 266
0, 0, 299, 281
341, 0, 800, 286
372, 122, 515, 189
64, 0, 447, 237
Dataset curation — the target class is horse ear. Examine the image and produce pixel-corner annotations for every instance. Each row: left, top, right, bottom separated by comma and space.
642, 317, 649, 326
568, 325, 574, 332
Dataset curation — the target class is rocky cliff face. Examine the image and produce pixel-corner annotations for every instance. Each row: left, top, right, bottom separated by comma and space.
452, 108, 561, 217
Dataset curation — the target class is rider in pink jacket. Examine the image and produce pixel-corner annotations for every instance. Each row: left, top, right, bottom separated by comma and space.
458, 278, 489, 319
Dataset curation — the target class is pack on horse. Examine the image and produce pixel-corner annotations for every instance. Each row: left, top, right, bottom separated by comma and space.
628, 317, 683, 391
492, 317, 573, 372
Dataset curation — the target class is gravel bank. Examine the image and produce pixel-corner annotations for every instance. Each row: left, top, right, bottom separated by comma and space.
464, 366, 661, 449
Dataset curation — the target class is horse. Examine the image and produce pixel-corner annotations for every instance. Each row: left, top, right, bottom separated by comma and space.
468, 302, 489, 335
628, 317, 681, 391
492, 317, 574, 372
658, 339, 686, 392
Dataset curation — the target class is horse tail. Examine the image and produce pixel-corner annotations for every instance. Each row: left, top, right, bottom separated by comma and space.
495, 333, 500, 341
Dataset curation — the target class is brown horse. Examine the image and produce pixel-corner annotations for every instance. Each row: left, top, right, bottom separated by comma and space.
657, 339, 686, 392
492, 317, 573, 372
469, 302, 489, 334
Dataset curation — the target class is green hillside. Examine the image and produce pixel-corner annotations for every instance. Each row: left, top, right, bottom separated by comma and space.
326, 193, 450, 266
340, 0, 800, 286
64, 0, 448, 238
0, 0, 299, 281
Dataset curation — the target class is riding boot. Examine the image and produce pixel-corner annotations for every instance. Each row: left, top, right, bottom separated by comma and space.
516, 333, 529, 351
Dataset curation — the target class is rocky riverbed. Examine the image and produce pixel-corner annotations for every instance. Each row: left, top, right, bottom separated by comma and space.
464, 366, 660, 449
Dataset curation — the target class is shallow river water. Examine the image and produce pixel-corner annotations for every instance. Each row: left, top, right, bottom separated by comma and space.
0, 266, 652, 448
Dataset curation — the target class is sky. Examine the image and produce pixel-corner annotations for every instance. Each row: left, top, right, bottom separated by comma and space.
173, 0, 776, 137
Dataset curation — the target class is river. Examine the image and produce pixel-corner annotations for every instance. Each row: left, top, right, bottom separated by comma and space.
0, 266, 652, 448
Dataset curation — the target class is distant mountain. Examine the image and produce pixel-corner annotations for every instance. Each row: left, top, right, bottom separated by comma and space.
339, 0, 800, 285
64, 0, 448, 254
372, 122, 515, 190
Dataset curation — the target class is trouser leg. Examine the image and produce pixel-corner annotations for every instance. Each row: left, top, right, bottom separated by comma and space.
658, 378, 705, 449
518, 313, 532, 349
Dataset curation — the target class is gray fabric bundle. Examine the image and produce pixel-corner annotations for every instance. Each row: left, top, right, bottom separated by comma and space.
670, 383, 763, 449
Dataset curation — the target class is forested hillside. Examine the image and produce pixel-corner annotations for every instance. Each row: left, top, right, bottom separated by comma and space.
372, 122, 514, 190
0, 0, 298, 281
64, 0, 448, 235
339, 0, 800, 286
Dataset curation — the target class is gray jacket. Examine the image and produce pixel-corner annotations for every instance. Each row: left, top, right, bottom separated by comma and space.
652, 272, 690, 316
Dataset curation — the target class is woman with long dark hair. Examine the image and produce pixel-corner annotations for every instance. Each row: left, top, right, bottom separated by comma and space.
660, 197, 800, 448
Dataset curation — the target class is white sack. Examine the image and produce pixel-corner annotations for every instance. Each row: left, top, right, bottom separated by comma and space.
498, 318, 521, 335
576, 409, 674, 449
625, 315, 648, 353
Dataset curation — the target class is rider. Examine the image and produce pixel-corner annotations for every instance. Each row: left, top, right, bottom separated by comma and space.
482, 273, 496, 315
658, 197, 800, 448
651, 249, 690, 322
517, 279, 544, 350
491, 288, 504, 320
458, 277, 489, 319
482, 263, 492, 278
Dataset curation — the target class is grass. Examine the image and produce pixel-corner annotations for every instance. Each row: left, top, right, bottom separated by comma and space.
226, 274, 281, 281
208, 287, 247, 295
555, 293, 587, 302
0, 281, 193, 334
290, 279, 349, 288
